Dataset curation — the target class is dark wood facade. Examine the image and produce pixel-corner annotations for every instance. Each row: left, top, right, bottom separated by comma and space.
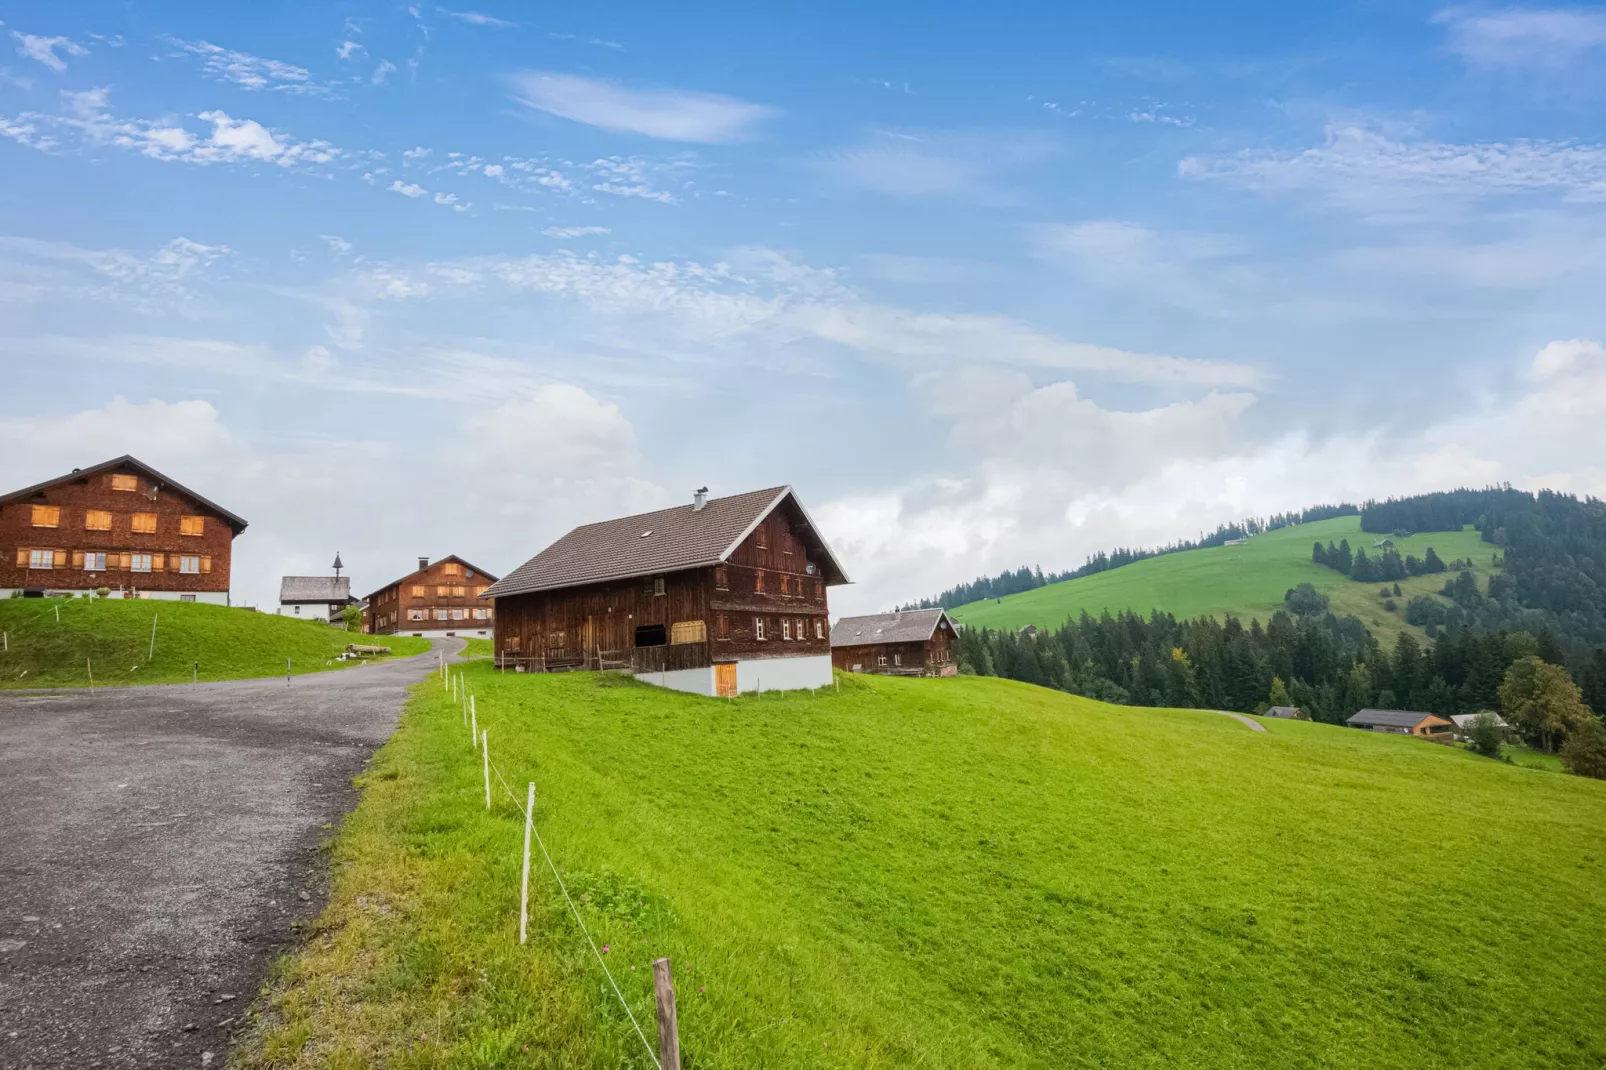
0, 457, 242, 598
365, 555, 496, 634
493, 501, 833, 673
832, 628, 956, 676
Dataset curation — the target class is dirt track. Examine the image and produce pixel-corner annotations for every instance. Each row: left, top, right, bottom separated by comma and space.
0, 640, 457, 1069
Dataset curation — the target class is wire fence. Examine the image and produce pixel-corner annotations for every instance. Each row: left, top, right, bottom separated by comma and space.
436, 655, 679, 1070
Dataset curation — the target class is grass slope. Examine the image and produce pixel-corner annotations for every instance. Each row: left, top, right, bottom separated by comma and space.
950, 517, 1498, 639
240, 669, 1606, 1069
0, 598, 430, 688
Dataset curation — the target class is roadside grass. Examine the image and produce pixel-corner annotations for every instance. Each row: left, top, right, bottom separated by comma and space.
1504, 743, 1565, 773
239, 667, 1606, 1068
0, 598, 430, 688
950, 517, 1498, 641
458, 637, 494, 659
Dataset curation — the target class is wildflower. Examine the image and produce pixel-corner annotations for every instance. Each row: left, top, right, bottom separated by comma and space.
699, 986, 705, 993
601, 943, 610, 953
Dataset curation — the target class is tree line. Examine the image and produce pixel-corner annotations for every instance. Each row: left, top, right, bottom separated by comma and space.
1311, 538, 1464, 583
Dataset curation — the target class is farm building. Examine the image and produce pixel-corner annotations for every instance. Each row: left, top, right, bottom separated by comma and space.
1265, 705, 1308, 720
364, 555, 498, 639
481, 486, 849, 696
0, 455, 245, 602
1449, 711, 1513, 740
1346, 708, 1454, 737
278, 576, 354, 623
831, 609, 958, 676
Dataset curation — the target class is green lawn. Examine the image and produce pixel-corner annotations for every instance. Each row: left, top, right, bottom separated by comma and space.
950, 517, 1499, 640
1504, 743, 1565, 773
458, 636, 494, 659
240, 668, 1606, 1068
0, 598, 430, 688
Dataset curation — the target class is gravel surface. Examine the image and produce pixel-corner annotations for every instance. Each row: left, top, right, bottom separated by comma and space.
0, 639, 458, 1069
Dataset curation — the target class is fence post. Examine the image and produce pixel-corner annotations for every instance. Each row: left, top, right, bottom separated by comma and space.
87, 656, 93, 691
520, 781, 535, 944
482, 730, 491, 810
148, 613, 158, 661
652, 957, 682, 1070
471, 705, 478, 749
470, 694, 477, 730
286, 656, 291, 685
193, 661, 198, 686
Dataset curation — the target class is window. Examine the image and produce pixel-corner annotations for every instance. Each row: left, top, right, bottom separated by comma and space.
756, 526, 768, 550
28, 549, 54, 570
798, 619, 807, 640
782, 618, 792, 640
653, 576, 666, 597
780, 575, 790, 595
434, 609, 449, 621
754, 570, 765, 593
815, 581, 824, 603
443, 562, 461, 576
83, 552, 106, 572
670, 620, 707, 644
412, 585, 427, 597
85, 510, 112, 531
714, 566, 728, 590
473, 608, 488, 620
131, 513, 157, 534
635, 624, 667, 648
754, 616, 766, 641
180, 594, 196, 603
475, 586, 488, 596
878, 655, 888, 666
783, 533, 794, 555
894, 653, 903, 666
179, 516, 205, 537
451, 609, 465, 620
293, 605, 302, 615
111, 474, 138, 492
815, 619, 825, 640
716, 614, 729, 640
31, 505, 60, 528
131, 554, 152, 573
409, 609, 425, 621
178, 555, 200, 574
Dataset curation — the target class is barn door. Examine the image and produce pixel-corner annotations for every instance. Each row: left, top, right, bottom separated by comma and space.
715, 663, 737, 698
583, 615, 595, 663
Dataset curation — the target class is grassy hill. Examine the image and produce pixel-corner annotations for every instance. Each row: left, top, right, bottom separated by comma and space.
0, 598, 430, 688
949, 516, 1498, 640
241, 669, 1605, 1068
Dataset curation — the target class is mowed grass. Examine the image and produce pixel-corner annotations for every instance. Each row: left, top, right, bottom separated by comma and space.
950, 517, 1499, 639
0, 598, 430, 688
459, 636, 494, 659
239, 667, 1606, 1069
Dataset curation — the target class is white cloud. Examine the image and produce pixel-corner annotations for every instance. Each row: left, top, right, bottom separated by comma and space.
320, 234, 354, 257
12, 32, 86, 72
336, 40, 363, 61
372, 60, 397, 85
1434, 5, 1606, 67
1181, 122, 1606, 211
1032, 220, 1253, 314
162, 36, 331, 96
505, 70, 775, 142
543, 225, 611, 238
438, 8, 519, 28
0, 234, 229, 308
389, 180, 427, 197
817, 128, 1055, 198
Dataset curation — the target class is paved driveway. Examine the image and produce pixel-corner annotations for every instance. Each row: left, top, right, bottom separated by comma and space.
0, 639, 458, 1069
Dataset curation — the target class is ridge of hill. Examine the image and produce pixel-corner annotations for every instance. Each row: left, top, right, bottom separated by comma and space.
0, 598, 430, 688
240, 668, 1606, 1068
948, 516, 1496, 641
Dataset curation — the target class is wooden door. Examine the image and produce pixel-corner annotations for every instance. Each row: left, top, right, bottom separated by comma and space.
715, 663, 737, 698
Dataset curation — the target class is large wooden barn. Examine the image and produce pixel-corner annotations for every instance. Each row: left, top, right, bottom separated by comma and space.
831, 608, 958, 676
481, 486, 849, 696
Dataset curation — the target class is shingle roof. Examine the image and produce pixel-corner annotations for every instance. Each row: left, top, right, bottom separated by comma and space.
831, 609, 952, 648
481, 486, 849, 600
279, 576, 352, 603
1347, 708, 1447, 728
1449, 712, 1509, 729
1266, 706, 1304, 718
0, 454, 248, 535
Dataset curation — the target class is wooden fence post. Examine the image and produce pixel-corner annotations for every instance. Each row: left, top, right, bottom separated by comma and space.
652, 957, 681, 1070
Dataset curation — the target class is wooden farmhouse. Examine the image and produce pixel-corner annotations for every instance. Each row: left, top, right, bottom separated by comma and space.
831, 609, 958, 677
1346, 708, 1454, 737
0, 455, 245, 602
481, 486, 850, 696
364, 555, 498, 639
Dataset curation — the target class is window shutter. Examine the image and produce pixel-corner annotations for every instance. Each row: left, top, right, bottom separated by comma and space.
201, 556, 212, 573
53, 550, 67, 567
15, 548, 26, 567
119, 553, 132, 569
73, 551, 84, 568
152, 554, 165, 571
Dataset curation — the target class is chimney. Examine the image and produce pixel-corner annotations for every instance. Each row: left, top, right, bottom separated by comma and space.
693, 486, 709, 511
418, 556, 429, 572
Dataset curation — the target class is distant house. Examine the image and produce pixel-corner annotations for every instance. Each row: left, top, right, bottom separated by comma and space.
1373, 537, 1395, 550
1266, 705, 1308, 720
365, 555, 499, 640
1449, 712, 1512, 740
0, 454, 246, 603
831, 609, 958, 677
1346, 708, 1453, 737
1223, 536, 1248, 546
1019, 624, 1040, 638
278, 576, 354, 623
481, 486, 850, 696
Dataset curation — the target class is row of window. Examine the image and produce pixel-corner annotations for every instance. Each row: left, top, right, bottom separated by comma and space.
408, 607, 491, 621
408, 583, 488, 598
17, 549, 211, 574
28, 505, 207, 536
711, 566, 824, 601
746, 616, 825, 642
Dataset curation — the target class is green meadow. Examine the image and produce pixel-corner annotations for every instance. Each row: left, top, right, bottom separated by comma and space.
949, 516, 1498, 639
240, 667, 1606, 1068
0, 597, 429, 688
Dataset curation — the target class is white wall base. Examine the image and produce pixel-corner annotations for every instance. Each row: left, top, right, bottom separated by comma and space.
636, 654, 834, 697
638, 665, 718, 696
389, 627, 493, 640
0, 588, 229, 605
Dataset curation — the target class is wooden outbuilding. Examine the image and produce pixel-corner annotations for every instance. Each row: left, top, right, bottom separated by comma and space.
0, 455, 245, 603
831, 609, 958, 676
1346, 708, 1453, 737
1265, 705, 1308, 720
481, 486, 849, 696
364, 555, 498, 639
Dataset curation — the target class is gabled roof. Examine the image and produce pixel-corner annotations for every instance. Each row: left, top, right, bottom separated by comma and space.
482, 486, 850, 600
279, 576, 352, 603
831, 608, 953, 648
364, 554, 498, 602
1347, 708, 1450, 728
1449, 712, 1510, 729
0, 454, 248, 535
1266, 706, 1305, 718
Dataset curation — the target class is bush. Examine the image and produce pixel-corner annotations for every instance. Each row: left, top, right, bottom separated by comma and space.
1467, 711, 1504, 759
1284, 583, 1329, 617
1383, 599, 1398, 612
1560, 719, 1606, 780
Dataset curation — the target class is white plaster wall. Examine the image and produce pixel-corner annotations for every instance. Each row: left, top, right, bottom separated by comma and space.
637, 665, 717, 697
737, 654, 832, 694
394, 626, 493, 640
1, 589, 229, 605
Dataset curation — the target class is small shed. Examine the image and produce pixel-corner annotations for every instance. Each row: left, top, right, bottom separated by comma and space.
831, 608, 958, 677
278, 575, 353, 622
1346, 708, 1453, 737
1266, 705, 1308, 720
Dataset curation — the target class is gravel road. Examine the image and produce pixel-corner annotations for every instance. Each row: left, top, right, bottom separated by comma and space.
0, 639, 458, 1069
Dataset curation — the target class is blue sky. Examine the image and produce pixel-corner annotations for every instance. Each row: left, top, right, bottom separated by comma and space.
3, 1, 1605, 612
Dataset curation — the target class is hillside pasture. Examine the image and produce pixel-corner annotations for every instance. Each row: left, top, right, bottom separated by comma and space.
949, 517, 1498, 639
241, 668, 1606, 1069
0, 598, 429, 688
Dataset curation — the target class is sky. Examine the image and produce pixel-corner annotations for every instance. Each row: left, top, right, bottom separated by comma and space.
2, 1, 1605, 614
